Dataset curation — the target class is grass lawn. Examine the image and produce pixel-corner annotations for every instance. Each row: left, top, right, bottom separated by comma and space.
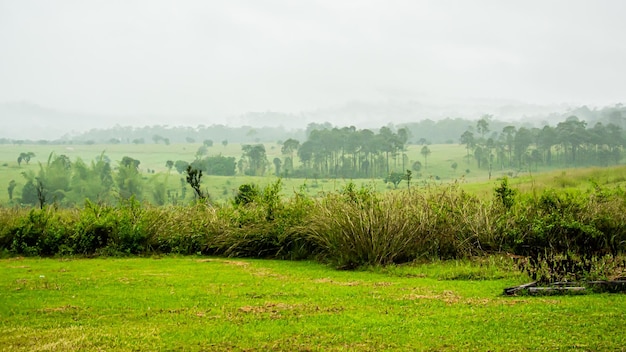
1, 257, 625, 351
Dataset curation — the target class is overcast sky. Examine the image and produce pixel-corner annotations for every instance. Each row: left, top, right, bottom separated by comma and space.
1, 0, 625, 126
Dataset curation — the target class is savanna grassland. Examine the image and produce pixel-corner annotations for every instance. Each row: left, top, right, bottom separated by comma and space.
0, 142, 477, 205
2, 139, 626, 351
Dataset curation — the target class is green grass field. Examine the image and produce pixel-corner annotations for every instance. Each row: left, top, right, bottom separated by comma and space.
1, 256, 625, 351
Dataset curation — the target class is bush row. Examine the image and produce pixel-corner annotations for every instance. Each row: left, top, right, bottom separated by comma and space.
1, 179, 626, 281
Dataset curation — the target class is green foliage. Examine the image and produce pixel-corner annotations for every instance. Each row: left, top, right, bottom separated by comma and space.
214, 179, 312, 259
384, 171, 405, 188
1, 176, 625, 284
241, 144, 267, 176
499, 186, 626, 282
494, 176, 517, 209
7, 180, 16, 201
7, 207, 75, 256
20, 173, 38, 206
234, 183, 259, 206
190, 155, 236, 176
174, 160, 189, 174
185, 165, 208, 201
116, 159, 143, 201
69, 154, 114, 205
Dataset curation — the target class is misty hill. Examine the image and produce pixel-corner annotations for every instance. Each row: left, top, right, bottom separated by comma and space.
1, 100, 624, 144
0, 102, 113, 141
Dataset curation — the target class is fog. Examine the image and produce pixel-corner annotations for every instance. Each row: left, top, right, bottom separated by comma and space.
1, 0, 626, 139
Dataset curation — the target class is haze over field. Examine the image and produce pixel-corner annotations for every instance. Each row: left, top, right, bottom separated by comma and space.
1, 0, 625, 139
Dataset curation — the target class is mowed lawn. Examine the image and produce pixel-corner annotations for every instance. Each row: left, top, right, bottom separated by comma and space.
1, 257, 625, 351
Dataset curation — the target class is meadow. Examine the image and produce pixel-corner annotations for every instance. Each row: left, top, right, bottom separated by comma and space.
2, 256, 625, 351
0, 141, 553, 205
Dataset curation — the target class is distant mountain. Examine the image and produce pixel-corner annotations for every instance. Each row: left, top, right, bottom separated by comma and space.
0, 102, 109, 140
2, 99, 620, 141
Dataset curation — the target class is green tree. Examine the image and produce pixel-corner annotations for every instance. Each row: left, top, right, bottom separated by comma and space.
513, 127, 533, 168
476, 115, 491, 141
556, 116, 588, 165
412, 160, 422, 173
116, 157, 143, 200
474, 145, 485, 168
185, 165, 208, 201
174, 160, 189, 174
420, 145, 431, 170
460, 131, 474, 165
69, 154, 114, 204
191, 155, 236, 176
384, 171, 405, 189
34, 153, 72, 204
281, 138, 300, 172
273, 157, 282, 176
502, 125, 517, 167
17, 152, 35, 166
20, 171, 38, 205
196, 145, 209, 159
242, 144, 267, 176
7, 180, 16, 201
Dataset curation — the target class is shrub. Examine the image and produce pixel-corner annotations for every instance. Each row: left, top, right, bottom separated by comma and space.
8, 207, 75, 256
500, 186, 626, 282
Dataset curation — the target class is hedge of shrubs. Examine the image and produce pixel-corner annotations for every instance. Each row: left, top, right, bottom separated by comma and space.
1, 179, 625, 282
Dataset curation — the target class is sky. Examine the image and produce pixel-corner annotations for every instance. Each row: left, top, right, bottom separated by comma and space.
1, 0, 626, 129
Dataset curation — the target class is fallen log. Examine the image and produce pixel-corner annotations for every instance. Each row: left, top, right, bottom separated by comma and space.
527, 286, 586, 295
504, 280, 626, 296
586, 280, 626, 293
503, 281, 537, 296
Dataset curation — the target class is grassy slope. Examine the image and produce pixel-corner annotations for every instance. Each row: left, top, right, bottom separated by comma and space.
1, 257, 625, 351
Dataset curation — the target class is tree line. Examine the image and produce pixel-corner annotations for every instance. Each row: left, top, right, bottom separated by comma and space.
460, 115, 625, 176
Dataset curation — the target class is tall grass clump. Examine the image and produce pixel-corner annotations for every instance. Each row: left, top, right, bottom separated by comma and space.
209, 180, 315, 259
143, 203, 224, 255
419, 183, 500, 258
302, 183, 415, 268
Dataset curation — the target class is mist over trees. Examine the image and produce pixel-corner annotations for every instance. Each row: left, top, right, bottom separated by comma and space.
1, 104, 624, 146
3, 103, 625, 208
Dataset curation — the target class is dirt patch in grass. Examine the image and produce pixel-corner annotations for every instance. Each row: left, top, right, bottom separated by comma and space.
237, 302, 344, 319
313, 278, 362, 286
197, 258, 250, 267
373, 281, 393, 287
38, 305, 81, 313
240, 302, 299, 314
400, 290, 461, 304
